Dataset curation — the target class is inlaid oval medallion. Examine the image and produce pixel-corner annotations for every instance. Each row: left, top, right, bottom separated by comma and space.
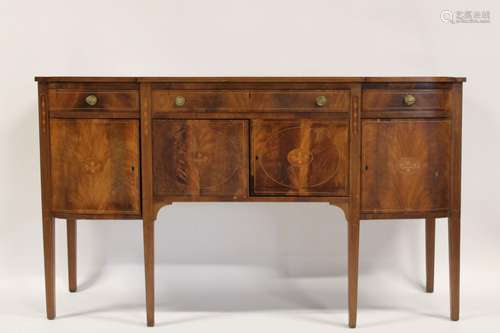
397, 157, 421, 173
287, 148, 313, 166
191, 151, 210, 164
82, 158, 103, 174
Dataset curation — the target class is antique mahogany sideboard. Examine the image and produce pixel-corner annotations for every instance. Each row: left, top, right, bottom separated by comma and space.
35, 76, 464, 327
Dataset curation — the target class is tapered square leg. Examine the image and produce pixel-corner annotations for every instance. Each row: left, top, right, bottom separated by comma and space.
143, 218, 155, 327
448, 216, 460, 321
42, 215, 55, 319
425, 217, 435, 293
67, 219, 77, 292
348, 222, 360, 328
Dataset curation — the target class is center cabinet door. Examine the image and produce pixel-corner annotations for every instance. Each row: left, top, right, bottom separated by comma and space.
252, 119, 349, 196
153, 120, 249, 198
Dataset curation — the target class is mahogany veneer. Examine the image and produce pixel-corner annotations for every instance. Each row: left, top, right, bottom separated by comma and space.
36, 76, 465, 328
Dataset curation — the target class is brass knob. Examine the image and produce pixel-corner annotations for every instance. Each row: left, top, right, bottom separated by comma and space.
403, 94, 416, 106
315, 95, 327, 107
175, 95, 186, 107
85, 94, 98, 106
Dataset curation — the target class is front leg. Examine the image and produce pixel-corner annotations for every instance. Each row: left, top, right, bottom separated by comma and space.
42, 215, 55, 319
67, 219, 77, 292
448, 216, 460, 320
425, 217, 435, 293
348, 221, 360, 328
143, 218, 155, 326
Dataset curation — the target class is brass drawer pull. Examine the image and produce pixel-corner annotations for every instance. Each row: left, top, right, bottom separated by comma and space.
175, 96, 186, 107
85, 94, 98, 106
403, 94, 416, 106
315, 95, 327, 107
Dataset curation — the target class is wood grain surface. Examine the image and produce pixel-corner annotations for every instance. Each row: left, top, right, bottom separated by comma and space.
153, 119, 248, 198
50, 119, 141, 214
252, 119, 349, 196
361, 119, 450, 213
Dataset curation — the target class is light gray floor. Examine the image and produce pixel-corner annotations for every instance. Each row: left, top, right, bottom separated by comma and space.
2, 263, 498, 333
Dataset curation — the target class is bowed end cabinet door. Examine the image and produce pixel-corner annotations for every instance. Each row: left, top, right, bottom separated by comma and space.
152, 119, 249, 199
252, 119, 349, 196
361, 119, 451, 213
49, 119, 141, 216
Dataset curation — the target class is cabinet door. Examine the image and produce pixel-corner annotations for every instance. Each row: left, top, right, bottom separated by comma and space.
252, 119, 349, 196
50, 119, 141, 215
361, 119, 450, 213
153, 120, 248, 198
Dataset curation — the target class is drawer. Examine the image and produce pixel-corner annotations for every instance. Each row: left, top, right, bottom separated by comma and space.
49, 90, 139, 111
250, 90, 350, 112
363, 89, 447, 111
152, 90, 251, 112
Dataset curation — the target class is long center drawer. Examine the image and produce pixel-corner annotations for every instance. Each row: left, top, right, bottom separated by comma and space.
152, 90, 350, 112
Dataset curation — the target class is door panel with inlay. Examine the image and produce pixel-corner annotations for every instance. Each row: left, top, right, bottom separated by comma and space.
152, 119, 249, 198
50, 119, 141, 215
252, 119, 349, 196
361, 119, 450, 213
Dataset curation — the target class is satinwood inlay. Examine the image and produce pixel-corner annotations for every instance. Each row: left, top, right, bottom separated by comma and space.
81, 159, 103, 174
397, 157, 421, 173
287, 147, 314, 167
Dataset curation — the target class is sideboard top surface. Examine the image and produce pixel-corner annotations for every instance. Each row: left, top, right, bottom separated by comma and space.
34, 76, 466, 83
